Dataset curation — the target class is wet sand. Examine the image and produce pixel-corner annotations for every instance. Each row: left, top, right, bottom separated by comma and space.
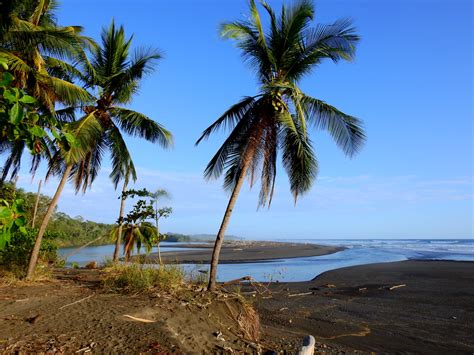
252, 260, 474, 353
145, 241, 344, 264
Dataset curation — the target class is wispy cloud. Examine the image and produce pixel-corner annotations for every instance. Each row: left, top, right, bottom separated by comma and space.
15, 167, 473, 238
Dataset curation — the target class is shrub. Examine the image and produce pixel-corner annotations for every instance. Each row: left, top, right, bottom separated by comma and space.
103, 263, 184, 293
0, 228, 59, 274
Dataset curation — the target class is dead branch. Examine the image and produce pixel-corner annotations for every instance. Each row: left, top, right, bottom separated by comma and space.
222, 276, 252, 286
288, 292, 312, 297
59, 294, 94, 310
123, 314, 156, 323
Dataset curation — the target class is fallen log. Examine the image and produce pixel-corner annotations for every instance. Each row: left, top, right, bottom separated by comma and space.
388, 284, 406, 291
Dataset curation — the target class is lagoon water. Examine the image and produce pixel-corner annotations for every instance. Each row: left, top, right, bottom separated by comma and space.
59, 239, 474, 282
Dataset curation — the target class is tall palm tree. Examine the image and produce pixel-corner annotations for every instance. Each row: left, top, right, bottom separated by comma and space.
196, 0, 366, 291
0, 0, 95, 180
27, 21, 172, 278
65, 20, 172, 194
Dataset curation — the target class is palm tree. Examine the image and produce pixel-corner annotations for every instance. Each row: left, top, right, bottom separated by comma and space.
119, 221, 156, 262
64, 20, 172, 194
111, 198, 156, 262
0, 0, 95, 180
196, 0, 366, 291
27, 21, 172, 278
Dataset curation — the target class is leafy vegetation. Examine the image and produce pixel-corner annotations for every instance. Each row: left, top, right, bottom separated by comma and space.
0, 0, 364, 290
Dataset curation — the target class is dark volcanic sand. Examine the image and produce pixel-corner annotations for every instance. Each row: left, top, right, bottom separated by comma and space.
144, 241, 343, 264
252, 260, 474, 354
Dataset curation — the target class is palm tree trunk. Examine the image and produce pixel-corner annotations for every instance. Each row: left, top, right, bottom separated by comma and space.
155, 200, 162, 265
113, 178, 128, 262
26, 164, 72, 280
31, 179, 42, 228
207, 133, 260, 291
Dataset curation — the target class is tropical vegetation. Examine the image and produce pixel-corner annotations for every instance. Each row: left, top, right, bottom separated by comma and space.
0, 0, 365, 293
196, 0, 365, 290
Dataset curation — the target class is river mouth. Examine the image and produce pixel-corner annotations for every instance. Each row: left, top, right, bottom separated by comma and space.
59, 239, 474, 282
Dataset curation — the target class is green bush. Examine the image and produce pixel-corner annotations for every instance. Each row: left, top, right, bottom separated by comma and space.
0, 228, 59, 271
103, 263, 184, 293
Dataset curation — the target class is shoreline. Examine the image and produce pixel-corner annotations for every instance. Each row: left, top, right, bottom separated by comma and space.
251, 260, 474, 353
141, 241, 345, 264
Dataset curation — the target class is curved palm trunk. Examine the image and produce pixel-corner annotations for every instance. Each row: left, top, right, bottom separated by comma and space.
26, 164, 72, 280
113, 178, 129, 262
207, 133, 260, 291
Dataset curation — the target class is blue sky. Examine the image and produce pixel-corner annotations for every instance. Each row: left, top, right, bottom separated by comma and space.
14, 0, 473, 239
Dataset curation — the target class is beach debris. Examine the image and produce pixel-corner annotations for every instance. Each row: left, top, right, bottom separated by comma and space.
25, 314, 41, 324
216, 344, 234, 352
213, 330, 225, 341
15, 298, 29, 302
59, 294, 94, 310
388, 284, 406, 291
296, 335, 316, 355
358, 287, 368, 292
75, 343, 96, 353
288, 292, 313, 297
85, 261, 97, 269
123, 314, 156, 323
279, 307, 288, 312
324, 284, 336, 288
222, 276, 252, 286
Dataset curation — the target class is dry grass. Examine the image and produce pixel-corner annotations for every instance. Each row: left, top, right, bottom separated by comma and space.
224, 298, 261, 342
0, 262, 52, 286
102, 263, 184, 293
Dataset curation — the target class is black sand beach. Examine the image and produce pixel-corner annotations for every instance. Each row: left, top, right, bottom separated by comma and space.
144, 241, 343, 264
252, 260, 474, 353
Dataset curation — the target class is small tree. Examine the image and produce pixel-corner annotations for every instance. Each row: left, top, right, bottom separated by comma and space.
111, 198, 156, 262
112, 188, 172, 263
153, 206, 172, 264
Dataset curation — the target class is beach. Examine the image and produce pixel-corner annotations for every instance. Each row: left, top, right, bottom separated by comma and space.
143, 241, 344, 264
252, 260, 474, 353
2, 259, 473, 353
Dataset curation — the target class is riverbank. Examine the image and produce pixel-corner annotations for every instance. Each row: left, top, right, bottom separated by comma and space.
143, 241, 344, 264
251, 260, 474, 353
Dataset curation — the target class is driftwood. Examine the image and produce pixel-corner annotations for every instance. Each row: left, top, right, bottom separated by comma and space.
59, 294, 94, 310
288, 292, 312, 298
388, 284, 406, 291
222, 276, 252, 286
123, 315, 156, 323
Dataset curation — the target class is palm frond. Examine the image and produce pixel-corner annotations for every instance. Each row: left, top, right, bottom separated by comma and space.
301, 95, 365, 157
110, 107, 172, 148
196, 96, 257, 145
279, 112, 318, 202
108, 124, 137, 189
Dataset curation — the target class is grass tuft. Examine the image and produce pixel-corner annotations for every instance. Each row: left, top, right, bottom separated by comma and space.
102, 263, 184, 293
